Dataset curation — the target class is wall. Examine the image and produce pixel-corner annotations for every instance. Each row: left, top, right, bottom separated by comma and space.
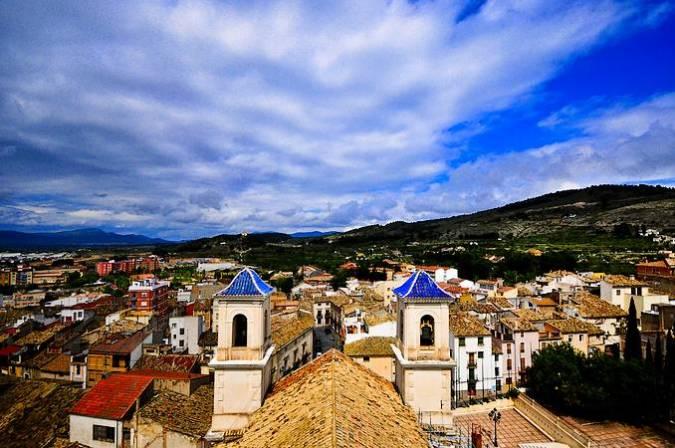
352, 355, 394, 382
271, 329, 313, 382
136, 419, 203, 448
450, 334, 496, 395
70, 415, 124, 448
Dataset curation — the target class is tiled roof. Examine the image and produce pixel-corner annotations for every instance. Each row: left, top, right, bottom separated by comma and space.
546, 318, 604, 335
602, 275, 647, 287
70, 373, 153, 420
138, 385, 213, 438
135, 354, 198, 373
449, 312, 490, 337
571, 292, 627, 319
363, 310, 395, 327
15, 322, 68, 346
500, 317, 538, 332
454, 409, 550, 448
514, 309, 548, 322
229, 350, 428, 448
90, 330, 148, 355
488, 295, 514, 309
216, 268, 274, 297
0, 380, 85, 447
344, 336, 396, 357
393, 270, 454, 300
271, 312, 314, 350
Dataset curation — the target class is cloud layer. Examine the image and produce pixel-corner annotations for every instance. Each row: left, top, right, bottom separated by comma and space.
0, 0, 672, 239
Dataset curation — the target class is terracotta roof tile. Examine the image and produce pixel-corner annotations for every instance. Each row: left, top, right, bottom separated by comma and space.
271, 312, 314, 350
449, 312, 490, 337
546, 318, 604, 335
229, 350, 427, 448
70, 373, 153, 420
135, 354, 198, 373
344, 337, 396, 357
602, 275, 647, 287
138, 385, 213, 437
571, 292, 627, 319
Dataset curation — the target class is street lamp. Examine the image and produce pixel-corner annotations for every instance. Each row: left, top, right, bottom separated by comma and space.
488, 408, 501, 447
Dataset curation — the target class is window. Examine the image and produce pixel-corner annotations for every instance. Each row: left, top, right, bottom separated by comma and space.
363, 356, 370, 362
459, 337, 466, 347
477, 351, 483, 359
520, 358, 526, 370
507, 344, 512, 354
232, 314, 247, 347
520, 342, 525, 353
477, 336, 484, 346
93, 425, 115, 443
579, 334, 584, 341
420, 315, 434, 346
171, 323, 177, 328
180, 328, 185, 335
616, 289, 621, 296
507, 359, 512, 370
567, 336, 572, 343
179, 340, 184, 347
495, 367, 500, 376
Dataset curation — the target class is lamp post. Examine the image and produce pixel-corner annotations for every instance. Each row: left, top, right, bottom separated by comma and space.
488, 408, 501, 447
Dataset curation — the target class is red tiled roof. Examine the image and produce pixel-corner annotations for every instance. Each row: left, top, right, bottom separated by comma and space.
90, 330, 148, 355
0, 344, 21, 357
132, 369, 208, 380
135, 354, 198, 373
70, 374, 153, 420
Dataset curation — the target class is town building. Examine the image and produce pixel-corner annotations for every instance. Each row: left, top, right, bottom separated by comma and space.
270, 310, 314, 381
128, 278, 170, 315
599, 275, 669, 316
87, 329, 152, 386
543, 319, 604, 355
70, 373, 154, 448
169, 315, 204, 354
636, 257, 675, 280
392, 270, 455, 425
344, 336, 396, 381
96, 256, 160, 277
495, 317, 539, 387
448, 312, 495, 400
564, 291, 626, 347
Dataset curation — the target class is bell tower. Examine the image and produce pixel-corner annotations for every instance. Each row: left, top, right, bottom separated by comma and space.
210, 267, 275, 434
392, 270, 456, 425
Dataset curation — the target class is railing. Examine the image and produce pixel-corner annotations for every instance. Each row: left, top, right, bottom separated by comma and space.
514, 393, 593, 448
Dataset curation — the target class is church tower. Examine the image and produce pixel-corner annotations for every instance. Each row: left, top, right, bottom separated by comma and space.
392, 270, 456, 425
209, 267, 275, 434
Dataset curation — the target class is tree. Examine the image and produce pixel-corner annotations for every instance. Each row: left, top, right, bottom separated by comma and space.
654, 332, 663, 376
645, 339, 654, 369
272, 276, 294, 297
624, 298, 642, 362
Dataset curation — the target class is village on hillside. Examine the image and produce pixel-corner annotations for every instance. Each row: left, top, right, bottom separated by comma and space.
1, 249, 674, 448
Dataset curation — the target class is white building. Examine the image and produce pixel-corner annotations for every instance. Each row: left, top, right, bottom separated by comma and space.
600, 275, 670, 316
169, 315, 204, 354
448, 313, 496, 399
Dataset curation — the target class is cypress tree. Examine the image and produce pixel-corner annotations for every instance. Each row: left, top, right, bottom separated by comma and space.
654, 331, 663, 376
645, 338, 653, 368
624, 298, 642, 362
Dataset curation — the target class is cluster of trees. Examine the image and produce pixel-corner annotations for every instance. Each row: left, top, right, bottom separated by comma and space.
419, 249, 578, 282
527, 299, 675, 423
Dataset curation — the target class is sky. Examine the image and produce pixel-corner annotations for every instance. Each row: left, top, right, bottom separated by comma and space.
1, 0, 674, 240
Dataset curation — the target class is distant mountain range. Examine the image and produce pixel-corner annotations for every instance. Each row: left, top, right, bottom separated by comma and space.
174, 184, 675, 254
290, 231, 339, 238
0, 228, 171, 250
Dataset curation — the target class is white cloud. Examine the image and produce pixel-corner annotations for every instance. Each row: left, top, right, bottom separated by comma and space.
0, 0, 670, 238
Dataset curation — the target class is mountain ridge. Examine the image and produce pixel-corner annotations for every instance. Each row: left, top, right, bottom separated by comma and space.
0, 228, 171, 250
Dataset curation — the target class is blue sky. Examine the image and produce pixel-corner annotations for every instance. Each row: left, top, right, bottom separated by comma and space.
1, 0, 674, 240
